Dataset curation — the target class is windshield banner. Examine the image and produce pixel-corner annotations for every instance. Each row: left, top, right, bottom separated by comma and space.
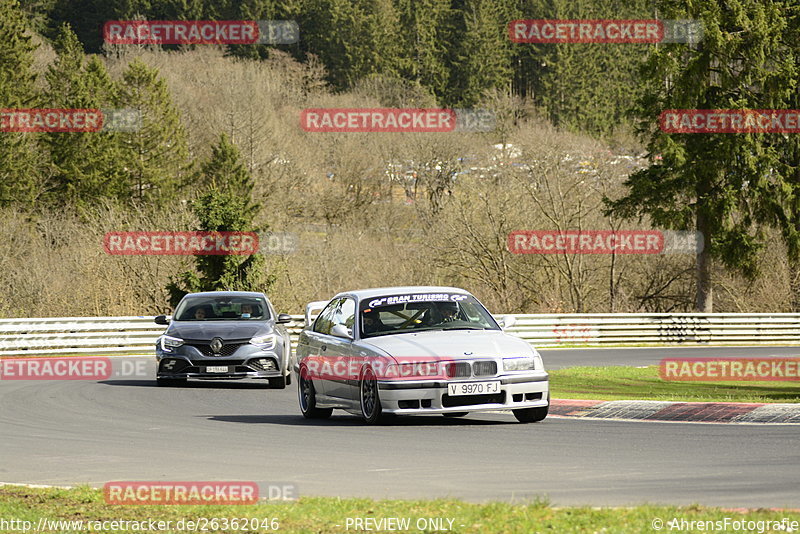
366, 294, 468, 309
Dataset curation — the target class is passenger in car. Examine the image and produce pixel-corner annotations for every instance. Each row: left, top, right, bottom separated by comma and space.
362, 310, 385, 334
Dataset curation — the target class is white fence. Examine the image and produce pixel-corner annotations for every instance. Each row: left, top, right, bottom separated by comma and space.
0, 313, 798, 356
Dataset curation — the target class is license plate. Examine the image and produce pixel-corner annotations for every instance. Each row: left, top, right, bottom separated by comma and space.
205, 366, 229, 373
447, 381, 500, 396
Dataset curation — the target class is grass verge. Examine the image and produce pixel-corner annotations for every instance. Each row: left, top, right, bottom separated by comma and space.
0, 486, 798, 533
549, 366, 800, 403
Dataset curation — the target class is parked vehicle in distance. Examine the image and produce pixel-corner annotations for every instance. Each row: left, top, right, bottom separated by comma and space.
294, 286, 549, 424
154, 291, 293, 388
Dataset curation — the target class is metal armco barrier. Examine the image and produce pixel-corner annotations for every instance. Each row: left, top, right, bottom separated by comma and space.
0, 313, 799, 356
506, 313, 800, 345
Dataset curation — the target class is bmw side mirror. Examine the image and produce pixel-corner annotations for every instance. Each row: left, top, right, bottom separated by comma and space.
276, 313, 292, 324
331, 324, 354, 340
154, 315, 170, 325
500, 315, 516, 329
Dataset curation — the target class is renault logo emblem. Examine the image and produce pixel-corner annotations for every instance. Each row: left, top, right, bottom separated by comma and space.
210, 338, 223, 354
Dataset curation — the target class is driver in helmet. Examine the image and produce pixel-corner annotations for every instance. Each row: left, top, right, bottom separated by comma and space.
362, 309, 384, 335
439, 302, 460, 323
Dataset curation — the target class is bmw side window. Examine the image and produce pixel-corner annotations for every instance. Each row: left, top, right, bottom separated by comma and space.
313, 299, 340, 335
336, 298, 355, 330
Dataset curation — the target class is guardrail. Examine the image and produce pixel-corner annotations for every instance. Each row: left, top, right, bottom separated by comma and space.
505, 313, 800, 345
0, 313, 799, 356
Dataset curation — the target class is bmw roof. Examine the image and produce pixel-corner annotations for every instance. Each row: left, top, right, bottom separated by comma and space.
330, 286, 472, 300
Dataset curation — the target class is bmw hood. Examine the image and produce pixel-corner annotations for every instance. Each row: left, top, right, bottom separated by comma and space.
361, 330, 535, 360
166, 321, 272, 341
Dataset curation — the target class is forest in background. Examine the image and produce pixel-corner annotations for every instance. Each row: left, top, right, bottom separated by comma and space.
2, 0, 800, 316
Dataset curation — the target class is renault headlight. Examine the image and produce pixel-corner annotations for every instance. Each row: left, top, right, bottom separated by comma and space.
160, 335, 184, 351
250, 334, 276, 350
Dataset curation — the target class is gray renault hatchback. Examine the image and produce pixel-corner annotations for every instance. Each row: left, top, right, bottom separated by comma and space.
154, 291, 293, 387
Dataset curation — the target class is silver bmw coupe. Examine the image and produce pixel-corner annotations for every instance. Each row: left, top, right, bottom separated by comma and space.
294, 286, 549, 424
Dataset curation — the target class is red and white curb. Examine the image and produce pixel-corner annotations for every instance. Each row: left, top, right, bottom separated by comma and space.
550, 399, 800, 424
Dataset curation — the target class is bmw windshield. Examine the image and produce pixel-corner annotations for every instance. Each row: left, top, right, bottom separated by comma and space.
359, 292, 500, 338
173, 296, 270, 321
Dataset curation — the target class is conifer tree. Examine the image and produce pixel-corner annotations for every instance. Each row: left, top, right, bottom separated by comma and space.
450, 0, 514, 106
606, 0, 796, 311
0, 0, 45, 207
298, 0, 404, 89
43, 25, 130, 207
395, 0, 453, 100
167, 133, 271, 305
197, 132, 258, 216
771, 0, 800, 311
511, 0, 651, 136
117, 57, 190, 204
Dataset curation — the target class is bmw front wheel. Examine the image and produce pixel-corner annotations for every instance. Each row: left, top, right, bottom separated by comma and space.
359, 367, 384, 424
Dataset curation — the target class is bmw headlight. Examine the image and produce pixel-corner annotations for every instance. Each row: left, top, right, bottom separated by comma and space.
505, 349, 545, 371
160, 335, 184, 352
503, 357, 535, 371
387, 362, 441, 379
249, 334, 276, 350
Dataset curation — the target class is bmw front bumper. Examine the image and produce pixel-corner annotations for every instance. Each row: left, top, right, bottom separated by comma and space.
375, 372, 549, 415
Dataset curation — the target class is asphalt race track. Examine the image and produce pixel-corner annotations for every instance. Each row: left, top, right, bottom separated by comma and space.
1, 347, 799, 508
